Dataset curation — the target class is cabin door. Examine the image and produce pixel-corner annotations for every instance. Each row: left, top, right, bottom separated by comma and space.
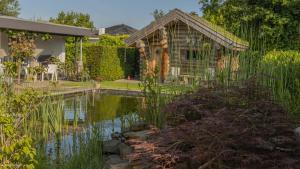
150, 45, 163, 81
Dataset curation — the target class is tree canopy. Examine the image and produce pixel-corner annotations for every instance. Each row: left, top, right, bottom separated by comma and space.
152, 9, 165, 21
49, 11, 95, 28
0, 0, 20, 16
50, 11, 95, 43
199, 0, 300, 50
96, 34, 129, 47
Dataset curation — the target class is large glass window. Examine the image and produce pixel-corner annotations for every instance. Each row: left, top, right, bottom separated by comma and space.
185, 50, 203, 60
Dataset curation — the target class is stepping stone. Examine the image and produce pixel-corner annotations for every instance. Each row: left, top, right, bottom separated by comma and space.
111, 132, 122, 140
119, 143, 133, 159
295, 127, 300, 145
104, 155, 132, 169
123, 130, 150, 140
130, 121, 149, 132
103, 140, 121, 154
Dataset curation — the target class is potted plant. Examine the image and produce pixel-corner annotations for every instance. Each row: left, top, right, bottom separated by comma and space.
3, 61, 17, 85
94, 76, 101, 89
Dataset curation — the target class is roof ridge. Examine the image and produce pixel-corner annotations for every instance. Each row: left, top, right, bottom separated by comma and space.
125, 8, 248, 50
173, 9, 248, 46
0, 15, 94, 31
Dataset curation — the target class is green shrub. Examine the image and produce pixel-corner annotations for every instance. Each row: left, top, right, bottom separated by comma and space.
66, 42, 139, 81
96, 34, 129, 46
86, 45, 138, 81
65, 43, 92, 71
118, 47, 139, 78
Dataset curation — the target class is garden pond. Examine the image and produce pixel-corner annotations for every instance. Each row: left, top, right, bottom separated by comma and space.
41, 92, 142, 159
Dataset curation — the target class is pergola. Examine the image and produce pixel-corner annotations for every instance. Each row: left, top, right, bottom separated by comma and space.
0, 15, 98, 72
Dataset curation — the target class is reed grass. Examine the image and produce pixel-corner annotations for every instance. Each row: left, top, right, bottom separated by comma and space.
259, 50, 300, 115
140, 68, 167, 128
32, 95, 105, 169
60, 124, 104, 169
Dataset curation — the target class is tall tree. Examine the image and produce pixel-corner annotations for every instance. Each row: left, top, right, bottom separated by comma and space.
49, 11, 94, 28
50, 11, 95, 75
199, 0, 300, 50
50, 11, 95, 45
190, 11, 199, 16
0, 0, 20, 16
152, 9, 165, 21
7, 31, 36, 84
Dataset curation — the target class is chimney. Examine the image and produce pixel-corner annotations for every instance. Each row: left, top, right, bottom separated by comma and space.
99, 28, 105, 35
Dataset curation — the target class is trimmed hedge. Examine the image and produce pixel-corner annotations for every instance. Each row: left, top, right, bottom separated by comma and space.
86, 45, 139, 81
96, 34, 129, 47
66, 43, 92, 69
66, 44, 139, 81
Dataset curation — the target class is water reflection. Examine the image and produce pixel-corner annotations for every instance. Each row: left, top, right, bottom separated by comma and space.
46, 93, 141, 158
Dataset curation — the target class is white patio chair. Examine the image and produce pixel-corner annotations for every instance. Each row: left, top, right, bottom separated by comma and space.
44, 64, 58, 81
171, 67, 180, 77
0, 63, 4, 75
22, 64, 30, 80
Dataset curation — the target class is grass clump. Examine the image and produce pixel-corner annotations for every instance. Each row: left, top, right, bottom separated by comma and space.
260, 50, 300, 115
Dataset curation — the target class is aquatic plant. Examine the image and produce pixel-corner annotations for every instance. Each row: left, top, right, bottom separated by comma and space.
140, 68, 167, 128
60, 124, 104, 169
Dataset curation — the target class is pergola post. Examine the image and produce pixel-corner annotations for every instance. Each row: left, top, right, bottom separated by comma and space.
77, 37, 84, 73
80, 37, 83, 63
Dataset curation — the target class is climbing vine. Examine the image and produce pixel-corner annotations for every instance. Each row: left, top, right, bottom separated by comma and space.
0, 81, 40, 169
5, 30, 37, 84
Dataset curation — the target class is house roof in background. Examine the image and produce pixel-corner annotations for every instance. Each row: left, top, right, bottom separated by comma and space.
0, 15, 98, 37
105, 24, 137, 35
125, 9, 249, 51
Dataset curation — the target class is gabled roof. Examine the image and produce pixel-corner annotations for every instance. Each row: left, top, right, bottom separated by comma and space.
106, 24, 137, 35
125, 9, 249, 51
0, 15, 98, 37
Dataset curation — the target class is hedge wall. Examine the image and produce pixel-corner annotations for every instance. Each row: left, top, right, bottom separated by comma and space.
65, 43, 91, 74
66, 44, 139, 81
86, 45, 139, 81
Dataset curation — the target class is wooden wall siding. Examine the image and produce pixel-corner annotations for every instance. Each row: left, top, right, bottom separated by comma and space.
138, 20, 220, 79
166, 21, 217, 76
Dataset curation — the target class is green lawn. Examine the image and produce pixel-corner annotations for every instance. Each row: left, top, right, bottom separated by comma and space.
61, 81, 94, 88
62, 80, 142, 91
18, 80, 195, 94
100, 81, 141, 91
100, 81, 196, 94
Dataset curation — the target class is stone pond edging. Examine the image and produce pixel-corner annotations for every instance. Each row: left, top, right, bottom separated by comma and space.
50, 88, 142, 98
103, 121, 156, 169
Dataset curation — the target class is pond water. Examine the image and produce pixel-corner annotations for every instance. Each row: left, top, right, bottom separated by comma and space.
45, 92, 142, 158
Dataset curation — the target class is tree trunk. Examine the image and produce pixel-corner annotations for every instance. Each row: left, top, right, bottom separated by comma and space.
17, 60, 21, 84
161, 48, 169, 83
160, 27, 169, 83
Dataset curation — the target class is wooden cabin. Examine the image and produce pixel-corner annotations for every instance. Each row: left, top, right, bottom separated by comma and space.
125, 9, 249, 83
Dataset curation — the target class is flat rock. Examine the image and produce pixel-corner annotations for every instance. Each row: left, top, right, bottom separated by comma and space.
103, 140, 121, 154
270, 136, 295, 146
123, 130, 150, 140
111, 132, 122, 140
295, 127, 300, 145
130, 121, 149, 132
119, 143, 133, 159
132, 165, 145, 169
104, 155, 132, 169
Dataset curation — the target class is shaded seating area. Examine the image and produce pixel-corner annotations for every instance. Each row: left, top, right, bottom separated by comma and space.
0, 15, 98, 83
